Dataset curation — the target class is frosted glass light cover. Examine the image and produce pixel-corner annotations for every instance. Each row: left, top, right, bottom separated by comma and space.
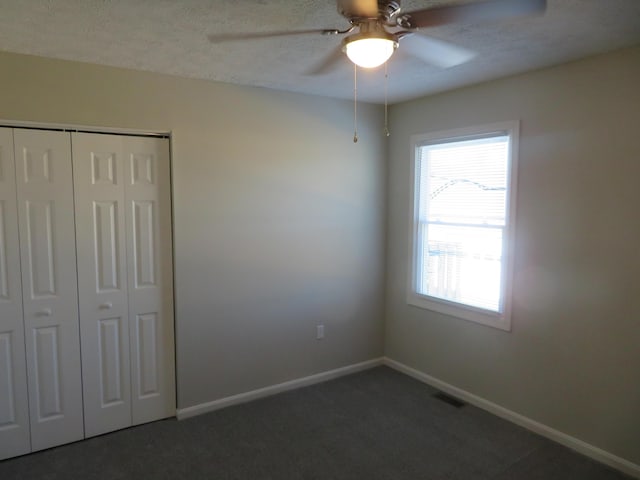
344, 38, 396, 68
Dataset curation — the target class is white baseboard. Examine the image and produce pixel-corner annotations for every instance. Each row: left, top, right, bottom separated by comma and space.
384, 357, 640, 479
176, 357, 384, 420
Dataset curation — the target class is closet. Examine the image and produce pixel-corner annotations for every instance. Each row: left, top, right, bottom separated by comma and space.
0, 127, 175, 460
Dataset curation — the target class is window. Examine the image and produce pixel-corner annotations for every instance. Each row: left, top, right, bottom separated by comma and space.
407, 122, 518, 330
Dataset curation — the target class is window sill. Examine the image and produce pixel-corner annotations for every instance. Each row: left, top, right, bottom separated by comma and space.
406, 292, 511, 331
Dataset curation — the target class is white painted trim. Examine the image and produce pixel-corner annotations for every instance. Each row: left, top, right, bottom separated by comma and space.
406, 121, 519, 332
176, 358, 384, 420
0, 118, 170, 137
384, 357, 640, 479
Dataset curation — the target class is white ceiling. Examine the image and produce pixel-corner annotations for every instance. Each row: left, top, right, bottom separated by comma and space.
0, 0, 639, 104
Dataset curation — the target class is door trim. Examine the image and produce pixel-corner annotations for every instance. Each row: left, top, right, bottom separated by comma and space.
0, 119, 169, 138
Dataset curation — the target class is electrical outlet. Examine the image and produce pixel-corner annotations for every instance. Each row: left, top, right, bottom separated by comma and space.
316, 324, 325, 340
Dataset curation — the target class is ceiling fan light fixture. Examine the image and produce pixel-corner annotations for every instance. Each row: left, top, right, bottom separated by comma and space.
342, 32, 398, 69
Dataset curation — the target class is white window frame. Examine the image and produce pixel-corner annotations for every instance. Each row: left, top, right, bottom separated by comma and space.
407, 121, 519, 331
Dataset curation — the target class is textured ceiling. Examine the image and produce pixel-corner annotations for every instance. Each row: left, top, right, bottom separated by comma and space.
0, 0, 639, 103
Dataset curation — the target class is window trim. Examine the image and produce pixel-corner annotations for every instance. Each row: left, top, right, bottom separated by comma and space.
407, 121, 519, 331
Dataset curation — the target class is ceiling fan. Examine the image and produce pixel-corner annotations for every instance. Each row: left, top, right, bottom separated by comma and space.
208, 0, 547, 73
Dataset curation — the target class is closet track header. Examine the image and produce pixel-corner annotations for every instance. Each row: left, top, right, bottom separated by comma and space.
0, 120, 169, 138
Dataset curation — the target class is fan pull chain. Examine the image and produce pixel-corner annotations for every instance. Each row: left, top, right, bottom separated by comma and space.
353, 63, 358, 143
384, 62, 390, 137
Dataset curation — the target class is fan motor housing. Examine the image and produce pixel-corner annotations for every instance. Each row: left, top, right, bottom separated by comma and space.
338, 0, 401, 20
379, 0, 402, 20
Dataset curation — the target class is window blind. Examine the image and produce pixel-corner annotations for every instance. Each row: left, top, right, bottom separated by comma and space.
416, 134, 509, 312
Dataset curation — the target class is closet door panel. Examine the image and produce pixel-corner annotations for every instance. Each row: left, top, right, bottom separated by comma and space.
0, 128, 31, 460
72, 133, 131, 437
124, 137, 175, 425
13, 129, 83, 451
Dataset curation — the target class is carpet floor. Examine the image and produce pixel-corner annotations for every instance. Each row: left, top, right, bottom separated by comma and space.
0, 366, 632, 479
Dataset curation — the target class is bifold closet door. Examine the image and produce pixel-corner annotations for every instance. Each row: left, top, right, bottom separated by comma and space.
122, 135, 175, 426
72, 134, 131, 437
13, 129, 84, 451
73, 133, 175, 437
0, 128, 31, 460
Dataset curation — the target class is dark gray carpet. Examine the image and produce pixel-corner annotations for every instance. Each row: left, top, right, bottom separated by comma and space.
0, 366, 631, 479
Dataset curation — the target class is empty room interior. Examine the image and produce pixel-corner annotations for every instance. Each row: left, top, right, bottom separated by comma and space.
0, 0, 639, 478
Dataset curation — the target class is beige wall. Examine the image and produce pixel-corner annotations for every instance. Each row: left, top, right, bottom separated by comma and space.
385, 45, 640, 465
0, 51, 387, 409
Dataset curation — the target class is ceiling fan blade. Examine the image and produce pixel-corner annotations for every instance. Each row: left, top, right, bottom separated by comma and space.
399, 34, 476, 69
398, 0, 546, 29
305, 46, 345, 76
207, 29, 331, 43
337, 0, 379, 18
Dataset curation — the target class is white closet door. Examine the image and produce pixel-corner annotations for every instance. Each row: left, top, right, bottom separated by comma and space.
72, 133, 131, 437
0, 128, 31, 460
74, 133, 175, 435
13, 129, 84, 451
123, 136, 175, 425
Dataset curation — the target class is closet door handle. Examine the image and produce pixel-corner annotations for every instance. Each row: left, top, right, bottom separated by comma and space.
99, 302, 113, 310
36, 308, 53, 317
